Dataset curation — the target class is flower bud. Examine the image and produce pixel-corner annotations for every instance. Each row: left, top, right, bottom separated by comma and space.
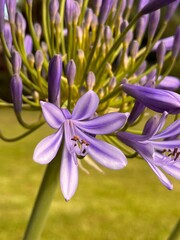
98, 0, 113, 25
91, 14, 98, 30
49, 0, 59, 23
72, 1, 80, 24
127, 0, 134, 8
130, 40, 139, 59
27, 53, 35, 67
4, 22, 12, 50
15, 12, 26, 37
109, 77, 116, 91
165, 0, 180, 22
76, 26, 83, 44
0, 0, 5, 33
10, 73, 23, 113
136, 16, 149, 42
87, 71, 96, 90
89, 0, 102, 14
26, 0, 33, 6
148, 10, 160, 40
11, 50, 22, 74
156, 42, 166, 68
48, 54, 62, 104
104, 26, 112, 44
66, 59, 76, 86
35, 50, 44, 71
34, 23, 42, 40
24, 35, 33, 55
55, 12, 61, 28
6, 0, 16, 23
172, 26, 180, 58
84, 8, 93, 29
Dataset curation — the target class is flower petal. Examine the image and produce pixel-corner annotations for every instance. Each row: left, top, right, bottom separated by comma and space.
74, 112, 128, 135
146, 161, 173, 190
76, 127, 127, 169
72, 90, 99, 120
154, 153, 180, 180
60, 145, 78, 201
40, 101, 66, 129
33, 127, 63, 164
153, 119, 180, 139
151, 140, 180, 149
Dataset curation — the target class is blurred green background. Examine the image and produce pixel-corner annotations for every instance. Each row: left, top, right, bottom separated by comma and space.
1, 109, 180, 240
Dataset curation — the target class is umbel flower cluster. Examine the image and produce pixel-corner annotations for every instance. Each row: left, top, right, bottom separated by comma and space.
1, 0, 180, 201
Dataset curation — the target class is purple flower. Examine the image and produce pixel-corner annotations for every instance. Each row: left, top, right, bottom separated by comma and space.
118, 112, 180, 190
33, 91, 128, 200
157, 76, 180, 91
122, 83, 180, 114
152, 36, 174, 51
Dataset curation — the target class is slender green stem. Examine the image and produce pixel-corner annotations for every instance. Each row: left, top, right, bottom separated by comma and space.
0, 33, 11, 58
167, 219, 180, 240
23, 147, 63, 240
60, 0, 66, 56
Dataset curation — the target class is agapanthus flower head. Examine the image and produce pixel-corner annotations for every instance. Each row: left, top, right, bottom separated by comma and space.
34, 91, 128, 200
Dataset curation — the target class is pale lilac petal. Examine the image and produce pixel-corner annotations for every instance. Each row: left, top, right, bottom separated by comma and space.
152, 36, 174, 51
40, 101, 66, 129
72, 90, 99, 120
146, 161, 173, 190
154, 154, 180, 180
24, 35, 33, 54
33, 127, 63, 164
74, 112, 128, 135
76, 127, 127, 169
153, 119, 180, 139
157, 76, 180, 91
151, 140, 180, 149
60, 145, 78, 201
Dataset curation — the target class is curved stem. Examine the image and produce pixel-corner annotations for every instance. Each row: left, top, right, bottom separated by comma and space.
23, 146, 63, 240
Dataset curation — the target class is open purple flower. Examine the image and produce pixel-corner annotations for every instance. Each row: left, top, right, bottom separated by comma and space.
118, 112, 180, 190
34, 90, 128, 200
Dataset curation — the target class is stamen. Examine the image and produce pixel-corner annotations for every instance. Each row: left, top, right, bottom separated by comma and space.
71, 135, 89, 158
161, 148, 180, 161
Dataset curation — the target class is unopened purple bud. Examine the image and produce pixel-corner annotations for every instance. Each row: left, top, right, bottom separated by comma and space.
34, 23, 42, 40
135, 61, 147, 76
130, 40, 139, 59
148, 10, 160, 40
27, 53, 35, 67
98, 0, 113, 25
136, 15, 149, 42
146, 70, 156, 82
48, 54, 62, 104
121, 20, 133, 45
138, 0, 149, 11
11, 50, 22, 73
91, 14, 98, 30
119, 0, 126, 17
55, 12, 61, 27
35, 50, 44, 71
66, 59, 76, 86
157, 76, 180, 91
140, 0, 178, 15
10, 73, 23, 113
104, 26, 112, 44
4, 23, 12, 50
6, 0, 16, 23
165, 0, 180, 22
156, 42, 166, 68
127, 0, 134, 8
89, 0, 102, 14
72, 1, 80, 24
49, 0, 59, 23
109, 76, 116, 91
0, 0, 5, 33
86, 71, 96, 90
15, 12, 26, 36
121, 20, 128, 33
76, 26, 83, 43
152, 36, 174, 51
26, 0, 33, 6
84, 8, 93, 29
24, 34, 33, 54
41, 41, 48, 54
77, 49, 85, 61
172, 26, 180, 58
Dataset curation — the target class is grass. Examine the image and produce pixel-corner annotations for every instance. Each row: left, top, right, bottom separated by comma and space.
0, 109, 180, 240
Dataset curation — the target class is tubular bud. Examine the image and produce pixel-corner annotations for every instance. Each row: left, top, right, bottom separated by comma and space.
10, 73, 23, 113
